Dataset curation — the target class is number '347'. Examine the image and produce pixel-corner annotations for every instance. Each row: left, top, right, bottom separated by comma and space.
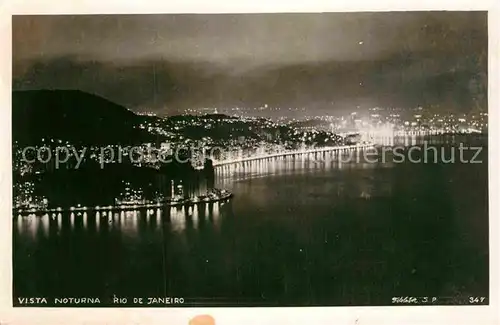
469, 297, 486, 304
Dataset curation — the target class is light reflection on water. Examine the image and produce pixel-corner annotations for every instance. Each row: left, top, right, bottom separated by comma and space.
170, 206, 186, 233
215, 149, 390, 194
15, 201, 228, 241
13, 135, 488, 305
192, 205, 199, 229
212, 202, 220, 230
83, 212, 88, 229
16, 134, 482, 241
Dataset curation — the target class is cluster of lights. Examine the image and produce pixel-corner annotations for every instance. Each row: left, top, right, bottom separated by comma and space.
14, 181, 49, 209
115, 181, 145, 205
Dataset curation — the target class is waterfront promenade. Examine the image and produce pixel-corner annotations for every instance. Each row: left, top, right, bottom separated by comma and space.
213, 143, 374, 168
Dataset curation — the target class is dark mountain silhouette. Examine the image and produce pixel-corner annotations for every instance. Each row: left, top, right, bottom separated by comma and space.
11, 90, 215, 208
12, 89, 150, 145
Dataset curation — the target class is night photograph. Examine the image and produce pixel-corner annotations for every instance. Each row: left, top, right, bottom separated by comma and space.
12, 12, 488, 307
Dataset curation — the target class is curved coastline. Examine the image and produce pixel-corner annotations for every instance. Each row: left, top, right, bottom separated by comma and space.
213, 143, 375, 167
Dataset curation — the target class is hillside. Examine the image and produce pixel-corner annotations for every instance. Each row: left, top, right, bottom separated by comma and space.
12, 90, 149, 145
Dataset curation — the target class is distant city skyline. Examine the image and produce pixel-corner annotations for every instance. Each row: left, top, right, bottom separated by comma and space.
13, 12, 487, 116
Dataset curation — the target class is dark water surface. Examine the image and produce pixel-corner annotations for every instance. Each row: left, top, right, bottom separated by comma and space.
13, 137, 489, 306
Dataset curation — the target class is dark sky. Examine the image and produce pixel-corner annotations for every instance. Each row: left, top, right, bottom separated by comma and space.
13, 12, 487, 116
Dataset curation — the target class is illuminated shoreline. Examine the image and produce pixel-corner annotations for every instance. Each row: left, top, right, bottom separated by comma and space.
13, 189, 233, 216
